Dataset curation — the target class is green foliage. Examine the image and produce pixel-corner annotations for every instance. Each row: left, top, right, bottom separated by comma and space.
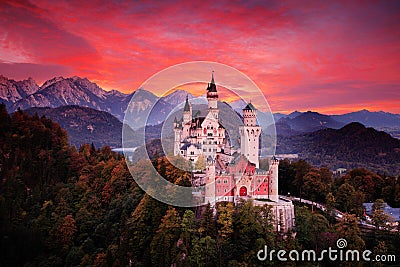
150, 208, 181, 267
335, 214, 365, 251
302, 168, 331, 203
336, 182, 365, 216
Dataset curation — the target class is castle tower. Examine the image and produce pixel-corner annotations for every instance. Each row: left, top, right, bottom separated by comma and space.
204, 156, 216, 205
206, 72, 219, 119
269, 156, 279, 202
173, 117, 182, 156
239, 102, 261, 168
183, 95, 192, 124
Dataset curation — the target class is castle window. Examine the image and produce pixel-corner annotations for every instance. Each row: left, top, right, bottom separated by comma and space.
181, 151, 183, 154
264, 188, 266, 192
224, 189, 227, 193
209, 148, 211, 152
217, 180, 220, 184
203, 149, 206, 152
257, 188, 260, 191
190, 151, 194, 155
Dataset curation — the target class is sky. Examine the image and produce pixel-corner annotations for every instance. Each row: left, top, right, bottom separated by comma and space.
0, 0, 399, 114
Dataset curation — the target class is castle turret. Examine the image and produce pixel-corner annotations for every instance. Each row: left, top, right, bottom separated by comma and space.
239, 102, 261, 168
173, 117, 182, 156
207, 72, 219, 119
268, 156, 279, 202
183, 95, 192, 124
204, 156, 216, 205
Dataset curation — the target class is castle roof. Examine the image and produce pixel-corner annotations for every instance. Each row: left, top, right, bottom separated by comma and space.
180, 143, 200, 151
243, 102, 257, 111
184, 95, 190, 112
206, 72, 217, 93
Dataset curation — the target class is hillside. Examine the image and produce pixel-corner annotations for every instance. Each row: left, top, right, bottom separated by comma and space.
276, 111, 345, 135
24, 105, 138, 148
277, 122, 400, 175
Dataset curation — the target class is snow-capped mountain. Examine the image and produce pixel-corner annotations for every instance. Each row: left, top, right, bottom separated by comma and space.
1, 75, 175, 128
12, 76, 110, 112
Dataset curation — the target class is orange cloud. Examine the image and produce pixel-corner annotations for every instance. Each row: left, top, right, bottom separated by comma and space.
1, 0, 399, 114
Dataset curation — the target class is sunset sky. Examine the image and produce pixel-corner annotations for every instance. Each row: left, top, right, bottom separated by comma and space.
1, 0, 399, 114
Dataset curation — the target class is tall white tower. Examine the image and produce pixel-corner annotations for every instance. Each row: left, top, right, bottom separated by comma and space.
204, 157, 216, 205
269, 156, 279, 202
206, 72, 219, 119
239, 103, 261, 168
173, 117, 182, 156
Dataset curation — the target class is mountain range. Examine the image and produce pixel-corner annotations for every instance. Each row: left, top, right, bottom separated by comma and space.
1, 75, 399, 135
2, 74, 399, 174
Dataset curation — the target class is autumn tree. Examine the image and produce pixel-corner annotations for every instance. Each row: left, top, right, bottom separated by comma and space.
335, 214, 365, 251
325, 192, 337, 224
216, 202, 235, 264
199, 203, 216, 238
189, 236, 218, 267
150, 207, 182, 267
372, 199, 394, 230
302, 169, 330, 204
53, 214, 77, 251
195, 154, 206, 170
336, 182, 365, 216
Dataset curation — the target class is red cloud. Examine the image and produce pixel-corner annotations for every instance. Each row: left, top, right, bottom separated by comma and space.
1, 0, 399, 113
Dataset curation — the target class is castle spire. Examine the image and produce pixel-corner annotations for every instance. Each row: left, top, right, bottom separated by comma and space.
207, 71, 217, 93
184, 94, 190, 112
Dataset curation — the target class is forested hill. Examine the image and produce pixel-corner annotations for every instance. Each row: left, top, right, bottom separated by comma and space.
1, 105, 399, 266
277, 122, 400, 175
0, 103, 143, 265
24, 105, 138, 148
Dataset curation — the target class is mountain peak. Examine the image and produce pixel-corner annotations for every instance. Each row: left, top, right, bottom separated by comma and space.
161, 90, 194, 106
41, 76, 65, 89
288, 110, 302, 119
340, 121, 366, 131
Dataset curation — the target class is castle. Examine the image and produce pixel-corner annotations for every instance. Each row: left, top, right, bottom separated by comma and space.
173, 73, 295, 231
